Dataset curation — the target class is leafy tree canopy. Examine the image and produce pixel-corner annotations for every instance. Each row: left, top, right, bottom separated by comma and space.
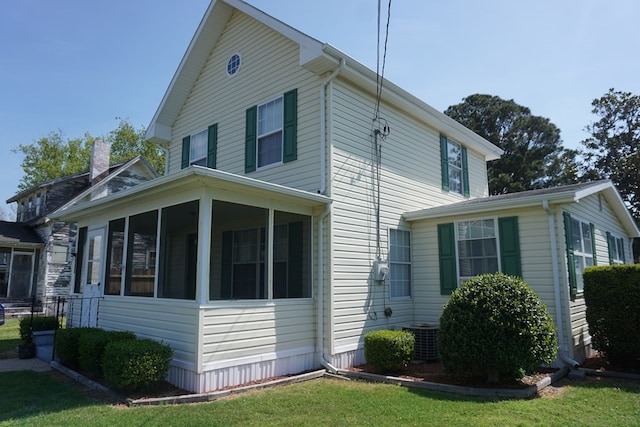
580, 88, 640, 219
445, 94, 576, 195
13, 118, 164, 192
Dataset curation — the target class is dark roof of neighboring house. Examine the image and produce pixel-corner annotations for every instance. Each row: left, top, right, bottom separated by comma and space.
5, 162, 127, 204
0, 221, 43, 246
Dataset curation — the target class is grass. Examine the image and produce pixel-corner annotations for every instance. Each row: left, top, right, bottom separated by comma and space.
1, 320, 638, 425
0, 371, 639, 426
0, 318, 21, 358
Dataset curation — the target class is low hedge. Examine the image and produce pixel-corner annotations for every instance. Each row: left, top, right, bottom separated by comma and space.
364, 329, 414, 373
584, 265, 640, 369
102, 338, 173, 391
78, 329, 137, 377
55, 327, 98, 369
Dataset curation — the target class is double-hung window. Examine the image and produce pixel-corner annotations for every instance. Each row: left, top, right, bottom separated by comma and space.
257, 97, 284, 168
181, 124, 218, 169
571, 218, 594, 293
245, 89, 297, 172
389, 229, 411, 298
438, 216, 521, 295
189, 129, 208, 166
457, 219, 498, 281
607, 232, 625, 265
440, 134, 469, 197
563, 212, 596, 297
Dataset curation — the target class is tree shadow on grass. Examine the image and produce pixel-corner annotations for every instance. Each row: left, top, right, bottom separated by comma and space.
0, 371, 109, 422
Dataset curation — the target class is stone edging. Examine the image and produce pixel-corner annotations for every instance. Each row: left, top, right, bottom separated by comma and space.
51, 361, 326, 407
335, 367, 570, 399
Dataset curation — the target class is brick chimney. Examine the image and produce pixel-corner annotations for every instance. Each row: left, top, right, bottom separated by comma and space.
89, 140, 111, 186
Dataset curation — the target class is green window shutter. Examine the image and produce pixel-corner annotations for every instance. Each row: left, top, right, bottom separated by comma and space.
207, 124, 218, 169
606, 231, 614, 264
283, 89, 298, 163
498, 216, 522, 277
438, 223, 457, 295
563, 212, 577, 300
181, 136, 190, 169
440, 134, 449, 191
590, 223, 597, 266
461, 145, 470, 197
221, 231, 233, 299
245, 106, 257, 173
287, 221, 304, 298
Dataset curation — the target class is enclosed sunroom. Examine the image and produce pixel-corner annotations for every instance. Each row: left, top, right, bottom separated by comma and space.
59, 166, 330, 392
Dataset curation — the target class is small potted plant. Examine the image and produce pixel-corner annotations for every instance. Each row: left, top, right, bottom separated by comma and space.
19, 316, 59, 361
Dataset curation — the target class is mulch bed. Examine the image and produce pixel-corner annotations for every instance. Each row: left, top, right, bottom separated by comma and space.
346, 361, 557, 389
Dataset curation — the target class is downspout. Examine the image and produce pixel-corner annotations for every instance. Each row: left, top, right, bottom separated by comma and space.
543, 200, 580, 367
317, 59, 345, 374
319, 59, 345, 195
162, 146, 170, 176
318, 203, 338, 373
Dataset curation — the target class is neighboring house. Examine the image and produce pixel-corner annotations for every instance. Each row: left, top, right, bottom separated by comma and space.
55, 0, 638, 393
1, 141, 157, 304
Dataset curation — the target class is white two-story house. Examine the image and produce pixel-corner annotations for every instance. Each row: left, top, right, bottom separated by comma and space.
58, 0, 638, 393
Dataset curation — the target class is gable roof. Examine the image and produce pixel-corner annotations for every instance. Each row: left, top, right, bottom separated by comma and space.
145, 0, 503, 161
45, 155, 158, 220
403, 180, 640, 237
0, 221, 43, 247
6, 156, 157, 226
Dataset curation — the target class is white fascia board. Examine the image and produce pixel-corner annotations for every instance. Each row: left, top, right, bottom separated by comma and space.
403, 192, 575, 222
56, 167, 331, 222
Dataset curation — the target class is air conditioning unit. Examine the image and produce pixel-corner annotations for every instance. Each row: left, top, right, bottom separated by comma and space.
403, 324, 439, 362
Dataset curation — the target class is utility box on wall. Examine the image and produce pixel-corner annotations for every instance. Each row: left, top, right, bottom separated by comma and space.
373, 260, 389, 282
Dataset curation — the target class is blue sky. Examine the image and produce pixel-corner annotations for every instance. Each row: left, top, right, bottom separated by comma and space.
1, 0, 639, 218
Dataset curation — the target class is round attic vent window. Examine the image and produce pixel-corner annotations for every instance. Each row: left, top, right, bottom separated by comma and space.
227, 53, 241, 76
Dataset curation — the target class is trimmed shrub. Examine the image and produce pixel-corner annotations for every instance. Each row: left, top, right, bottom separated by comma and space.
78, 329, 137, 377
584, 265, 640, 369
19, 316, 58, 343
364, 329, 414, 373
102, 339, 173, 391
438, 273, 557, 382
54, 327, 95, 369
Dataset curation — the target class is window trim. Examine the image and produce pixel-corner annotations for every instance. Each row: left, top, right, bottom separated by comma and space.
455, 217, 500, 283
256, 95, 284, 169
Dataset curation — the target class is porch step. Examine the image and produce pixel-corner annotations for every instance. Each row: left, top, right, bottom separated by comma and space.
0, 303, 35, 319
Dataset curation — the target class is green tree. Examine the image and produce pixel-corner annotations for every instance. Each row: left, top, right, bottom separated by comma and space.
581, 89, 640, 219
107, 118, 165, 175
13, 130, 94, 191
445, 94, 575, 195
13, 119, 164, 191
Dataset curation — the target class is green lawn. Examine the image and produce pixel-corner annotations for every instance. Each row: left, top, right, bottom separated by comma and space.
1, 319, 639, 426
0, 370, 638, 426
0, 318, 21, 358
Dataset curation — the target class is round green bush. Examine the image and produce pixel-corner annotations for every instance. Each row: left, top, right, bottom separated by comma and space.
102, 339, 173, 391
438, 273, 557, 382
364, 329, 414, 373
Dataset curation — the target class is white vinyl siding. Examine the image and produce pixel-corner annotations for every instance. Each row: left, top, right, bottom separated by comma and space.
328, 78, 489, 354
170, 11, 320, 192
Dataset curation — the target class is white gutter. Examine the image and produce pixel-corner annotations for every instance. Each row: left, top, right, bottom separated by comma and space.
317, 203, 338, 373
543, 200, 579, 368
319, 59, 345, 195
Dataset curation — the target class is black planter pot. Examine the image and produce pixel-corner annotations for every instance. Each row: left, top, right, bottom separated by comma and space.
18, 343, 35, 359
